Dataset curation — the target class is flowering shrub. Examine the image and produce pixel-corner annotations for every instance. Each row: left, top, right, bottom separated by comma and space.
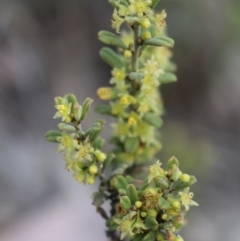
45, 0, 198, 240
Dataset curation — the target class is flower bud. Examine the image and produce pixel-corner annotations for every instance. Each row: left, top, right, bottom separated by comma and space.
74, 171, 87, 183
156, 232, 165, 241
86, 175, 95, 185
124, 50, 132, 58
162, 214, 168, 220
135, 201, 142, 208
89, 164, 98, 175
95, 150, 106, 162
141, 211, 147, 217
142, 31, 152, 40
147, 209, 157, 217
74, 103, 82, 121
140, 18, 151, 28
180, 174, 190, 182
171, 201, 181, 210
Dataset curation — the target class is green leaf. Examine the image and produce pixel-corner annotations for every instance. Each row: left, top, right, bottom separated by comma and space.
103, 153, 115, 170
167, 156, 179, 170
81, 97, 93, 120
158, 73, 177, 84
45, 130, 62, 143
106, 218, 118, 231
100, 47, 125, 69
144, 36, 175, 48
92, 137, 105, 150
143, 113, 163, 128
158, 197, 171, 210
142, 231, 156, 241
124, 137, 139, 153
98, 31, 128, 50
126, 184, 139, 203
132, 233, 146, 241
92, 192, 104, 207
145, 216, 158, 231
156, 177, 169, 189
64, 94, 77, 112
95, 104, 113, 116
111, 175, 128, 190
58, 123, 76, 132
74, 103, 82, 121
120, 196, 132, 211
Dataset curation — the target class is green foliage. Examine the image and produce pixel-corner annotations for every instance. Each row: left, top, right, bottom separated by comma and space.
45, 1, 198, 241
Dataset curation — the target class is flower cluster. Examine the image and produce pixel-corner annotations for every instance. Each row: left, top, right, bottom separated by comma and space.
45, 94, 107, 185
45, 1, 198, 241
105, 157, 198, 241
97, 0, 177, 166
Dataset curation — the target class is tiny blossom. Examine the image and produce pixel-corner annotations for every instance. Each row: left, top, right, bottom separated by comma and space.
155, 9, 167, 32
111, 68, 126, 81
135, 122, 154, 143
54, 98, 72, 122
148, 160, 165, 183
114, 219, 135, 240
144, 56, 164, 78
121, 31, 134, 47
118, 4, 129, 17
57, 132, 77, 153
128, 0, 151, 17
112, 120, 129, 141
179, 187, 199, 211
141, 74, 160, 94
111, 9, 125, 33
111, 101, 126, 116
119, 94, 136, 107
75, 143, 94, 161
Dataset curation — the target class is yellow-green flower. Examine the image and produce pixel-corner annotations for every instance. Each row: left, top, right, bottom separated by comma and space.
155, 9, 167, 33
114, 219, 135, 240
127, 112, 140, 127
112, 120, 129, 141
143, 56, 164, 78
148, 160, 165, 183
119, 94, 136, 107
75, 143, 94, 161
111, 68, 126, 81
54, 98, 72, 122
111, 101, 126, 116
110, 68, 128, 91
111, 9, 125, 33
179, 187, 199, 211
57, 132, 77, 153
135, 122, 154, 143
118, 4, 129, 17
128, 0, 151, 17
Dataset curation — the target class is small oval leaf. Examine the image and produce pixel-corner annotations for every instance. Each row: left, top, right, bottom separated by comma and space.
144, 36, 174, 48
100, 47, 125, 69
45, 130, 62, 143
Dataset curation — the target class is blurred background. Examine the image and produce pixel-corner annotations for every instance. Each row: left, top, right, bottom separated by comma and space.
0, 0, 240, 240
